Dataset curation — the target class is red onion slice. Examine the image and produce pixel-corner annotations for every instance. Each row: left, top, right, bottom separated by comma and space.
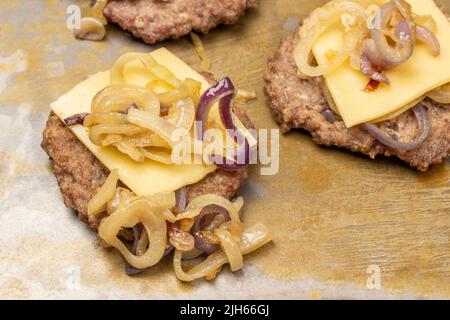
321, 109, 338, 123
196, 77, 251, 170
371, 19, 414, 66
363, 104, 430, 151
364, 79, 381, 92
210, 134, 250, 171
360, 54, 390, 84
368, 0, 415, 67
216, 83, 251, 170
175, 187, 187, 210
195, 77, 234, 141
64, 113, 90, 126
416, 25, 440, 57
363, 39, 396, 70
192, 204, 231, 254
218, 93, 236, 134
125, 226, 145, 275
125, 226, 173, 275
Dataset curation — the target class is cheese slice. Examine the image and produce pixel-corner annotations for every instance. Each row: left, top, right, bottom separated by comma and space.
51, 48, 218, 196
313, 0, 450, 127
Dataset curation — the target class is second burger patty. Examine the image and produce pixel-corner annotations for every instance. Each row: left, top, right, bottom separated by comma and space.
264, 32, 450, 172
103, 0, 257, 44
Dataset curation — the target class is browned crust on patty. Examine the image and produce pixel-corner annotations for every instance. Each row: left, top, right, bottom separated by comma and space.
264, 32, 450, 172
103, 0, 257, 44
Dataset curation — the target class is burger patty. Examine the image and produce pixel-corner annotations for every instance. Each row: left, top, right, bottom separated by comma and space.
41, 107, 253, 230
264, 32, 450, 172
103, 0, 257, 44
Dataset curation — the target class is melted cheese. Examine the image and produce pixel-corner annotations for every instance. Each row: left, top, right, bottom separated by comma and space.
51, 48, 217, 196
313, 0, 450, 127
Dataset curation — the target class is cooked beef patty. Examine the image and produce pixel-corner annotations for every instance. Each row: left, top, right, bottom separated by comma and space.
103, 0, 257, 44
264, 32, 450, 172
42, 106, 252, 230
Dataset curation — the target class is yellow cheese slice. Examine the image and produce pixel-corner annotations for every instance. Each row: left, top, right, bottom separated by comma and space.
313, 0, 450, 127
51, 48, 218, 196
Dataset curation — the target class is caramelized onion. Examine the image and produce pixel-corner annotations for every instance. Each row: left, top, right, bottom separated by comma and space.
416, 25, 440, 57
363, 104, 430, 150
91, 84, 160, 115
175, 187, 187, 210
364, 79, 381, 92
427, 83, 450, 104
394, 0, 415, 31
321, 109, 338, 123
157, 78, 201, 107
166, 98, 195, 130
83, 112, 128, 127
195, 77, 234, 140
192, 204, 231, 254
294, 1, 366, 77
294, 0, 441, 87
363, 38, 396, 70
368, 1, 415, 67
168, 225, 195, 252
125, 225, 174, 275
173, 223, 272, 282
127, 109, 180, 148
214, 228, 243, 272
94, 177, 268, 281
88, 169, 119, 216
64, 113, 89, 126
414, 15, 437, 33
195, 77, 250, 170
190, 32, 211, 72
74, 17, 106, 41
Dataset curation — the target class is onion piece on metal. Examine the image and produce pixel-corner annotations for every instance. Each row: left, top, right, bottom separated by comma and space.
363, 104, 430, 151
190, 32, 211, 72
192, 204, 231, 254
415, 25, 440, 57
